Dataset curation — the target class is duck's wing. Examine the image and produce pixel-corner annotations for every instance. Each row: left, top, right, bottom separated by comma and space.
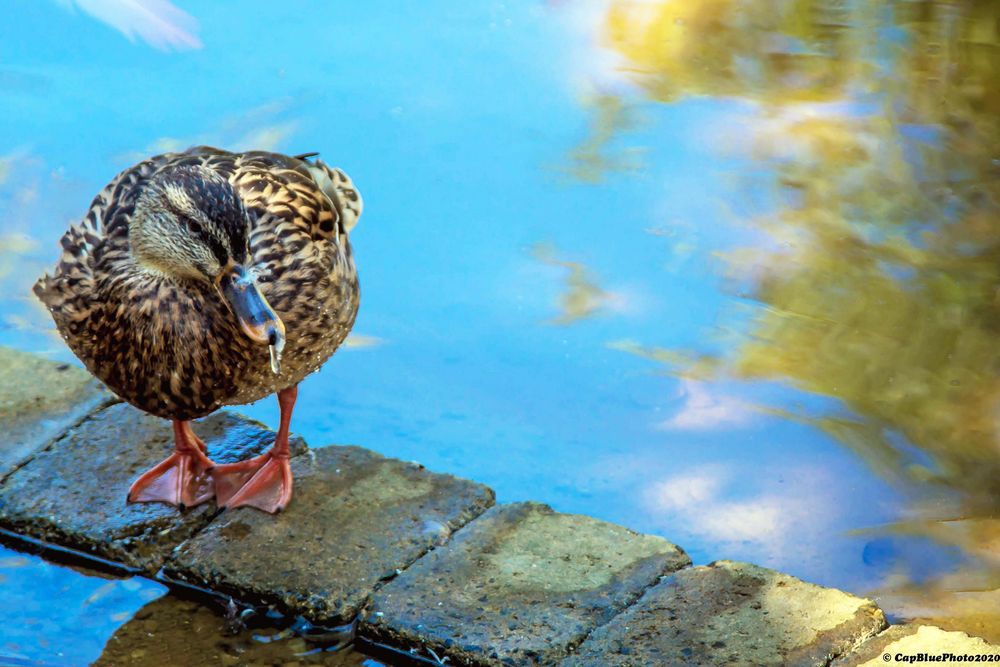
296, 156, 363, 234
221, 149, 362, 245
32, 153, 172, 311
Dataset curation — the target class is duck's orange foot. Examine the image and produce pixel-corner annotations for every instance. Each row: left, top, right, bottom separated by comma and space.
127, 423, 216, 508
127, 451, 215, 507
212, 451, 292, 513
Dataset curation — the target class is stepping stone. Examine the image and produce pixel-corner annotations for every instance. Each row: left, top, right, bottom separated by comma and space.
833, 624, 1000, 666
163, 446, 495, 624
363, 502, 690, 666
0, 346, 114, 479
564, 560, 886, 667
0, 402, 300, 573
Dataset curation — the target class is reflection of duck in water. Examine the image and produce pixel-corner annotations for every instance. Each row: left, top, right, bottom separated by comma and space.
34, 147, 363, 513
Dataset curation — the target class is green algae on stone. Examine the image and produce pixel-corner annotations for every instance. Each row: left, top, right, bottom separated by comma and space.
564, 560, 887, 667
364, 502, 690, 666
0, 346, 114, 479
0, 403, 301, 573
164, 446, 495, 624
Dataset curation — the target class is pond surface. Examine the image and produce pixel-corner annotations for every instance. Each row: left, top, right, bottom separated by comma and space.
2, 0, 1000, 663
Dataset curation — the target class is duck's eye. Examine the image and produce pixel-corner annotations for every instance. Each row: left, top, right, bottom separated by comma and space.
186, 220, 203, 234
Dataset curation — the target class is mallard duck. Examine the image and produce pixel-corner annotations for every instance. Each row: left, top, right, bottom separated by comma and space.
33, 146, 362, 513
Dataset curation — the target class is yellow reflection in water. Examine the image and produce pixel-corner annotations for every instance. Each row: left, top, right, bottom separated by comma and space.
343, 333, 383, 349
532, 243, 614, 325
561, 95, 645, 184
591, 0, 1000, 637
604, 0, 868, 103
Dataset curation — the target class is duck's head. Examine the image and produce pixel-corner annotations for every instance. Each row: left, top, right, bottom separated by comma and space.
130, 165, 285, 373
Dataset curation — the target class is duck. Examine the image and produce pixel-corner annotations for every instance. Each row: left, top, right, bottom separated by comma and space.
33, 146, 362, 513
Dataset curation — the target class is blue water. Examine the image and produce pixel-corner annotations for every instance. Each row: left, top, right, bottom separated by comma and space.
0, 546, 165, 664
2, 0, 996, 661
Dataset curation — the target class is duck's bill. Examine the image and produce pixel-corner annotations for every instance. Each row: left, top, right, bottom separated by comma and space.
218, 265, 286, 374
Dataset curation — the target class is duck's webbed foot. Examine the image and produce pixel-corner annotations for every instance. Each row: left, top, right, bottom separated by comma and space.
212, 385, 298, 514
212, 450, 293, 513
127, 420, 215, 508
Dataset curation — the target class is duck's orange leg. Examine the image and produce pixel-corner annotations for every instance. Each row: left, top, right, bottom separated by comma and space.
127, 420, 216, 508
212, 385, 296, 513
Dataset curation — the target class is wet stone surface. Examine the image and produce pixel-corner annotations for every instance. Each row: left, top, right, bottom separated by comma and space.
833, 624, 1000, 666
363, 502, 690, 666
0, 346, 114, 480
0, 403, 301, 573
164, 446, 495, 625
564, 560, 887, 667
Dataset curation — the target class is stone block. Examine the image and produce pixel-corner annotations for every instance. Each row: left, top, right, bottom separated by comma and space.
833, 624, 1000, 666
564, 561, 886, 667
365, 502, 690, 666
0, 347, 113, 479
164, 446, 495, 624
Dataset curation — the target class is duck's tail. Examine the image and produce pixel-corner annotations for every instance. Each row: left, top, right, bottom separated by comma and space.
295, 154, 363, 234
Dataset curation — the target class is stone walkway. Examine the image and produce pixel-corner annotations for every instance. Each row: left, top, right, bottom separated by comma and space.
1, 345, 998, 666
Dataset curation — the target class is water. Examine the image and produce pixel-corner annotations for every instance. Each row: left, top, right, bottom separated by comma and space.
0, 543, 375, 665
1, 0, 999, 662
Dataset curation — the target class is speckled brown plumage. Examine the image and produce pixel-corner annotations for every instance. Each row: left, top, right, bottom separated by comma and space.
34, 146, 362, 421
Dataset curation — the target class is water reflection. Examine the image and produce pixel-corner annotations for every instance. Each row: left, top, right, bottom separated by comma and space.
561, 95, 644, 183
532, 243, 616, 325
95, 596, 372, 666
59, 0, 202, 51
343, 334, 384, 349
0, 545, 165, 665
602, 0, 862, 103
117, 99, 301, 163
588, 0, 1000, 637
